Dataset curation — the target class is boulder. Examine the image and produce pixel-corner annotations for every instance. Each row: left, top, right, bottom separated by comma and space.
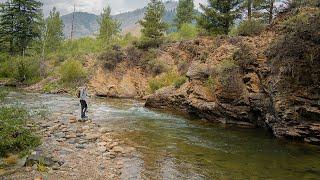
25, 154, 55, 167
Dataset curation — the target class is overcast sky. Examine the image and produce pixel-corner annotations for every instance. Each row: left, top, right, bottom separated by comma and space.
0, 0, 206, 17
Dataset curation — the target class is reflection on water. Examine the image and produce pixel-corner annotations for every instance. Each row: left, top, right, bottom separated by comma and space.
3, 91, 320, 179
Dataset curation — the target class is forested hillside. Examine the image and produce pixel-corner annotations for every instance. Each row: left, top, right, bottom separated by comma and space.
61, 1, 178, 38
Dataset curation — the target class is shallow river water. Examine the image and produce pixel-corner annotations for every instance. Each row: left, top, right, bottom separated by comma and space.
3, 91, 320, 179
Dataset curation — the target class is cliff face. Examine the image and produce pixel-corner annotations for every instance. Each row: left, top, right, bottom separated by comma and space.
145, 34, 320, 145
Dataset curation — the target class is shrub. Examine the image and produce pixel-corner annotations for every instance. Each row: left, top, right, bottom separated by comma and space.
214, 58, 238, 75
47, 37, 102, 62
9, 56, 41, 84
266, 9, 320, 86
139, 48, 159, 68
167, 23, 198, 41
43, 82, 59, 93
126, 46, 143, 65
0, 60, 15, 78
233, 43, 257, 69
205, 76, 217, 90
147, 59, 168, 76
98, 45, 124, 70
177, 60, 189, 74
235, 19, 265, 36
0, 88, 8, 101
213, 58, 244, 102
59, 59, 87, 84
118, 33, 138, 47
173, 76, 187, 88
148, 71, 185, 93
179, 23, 198, 40
15, 57, 41, 84
0, 107, 41, 157
134, 36, 164, 49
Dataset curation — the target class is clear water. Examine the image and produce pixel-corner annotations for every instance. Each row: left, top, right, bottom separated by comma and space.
3, 91, 320, 179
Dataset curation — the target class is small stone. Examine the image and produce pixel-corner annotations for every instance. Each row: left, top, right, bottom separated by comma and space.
65, 133, 77, 139
99, 127, 110, 133
82, 126, 90, 131
113, 146, 124, 154
97, 146, 107, 153
108, 142, 118, 149
56, 138, 66, 142
52, 165, 60, 170
97, 142, 107, 146
25, 166, 32, 172
32, 164, 38, 170
105, 152, 116, 159
76, 144, 86, 149
101, 136, 112, 142
68, 140, 76, 144
116, 161, 124, 166
54, 132, 66, 138
99, 164, 106, 170
85, 133, 100, 141
69, 116, 77, 123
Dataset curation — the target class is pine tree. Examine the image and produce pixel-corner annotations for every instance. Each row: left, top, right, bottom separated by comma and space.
0, 0, 42, 55
98, 6, 121, 47
139, 0, 167, 48
175, 0, 195, 29
198, 0, 243, 35
45, 7, 64, 52
0, 1, 16, 54
241, 0, 269, 20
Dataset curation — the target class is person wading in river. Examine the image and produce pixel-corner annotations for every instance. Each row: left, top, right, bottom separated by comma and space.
78, 85, 88, 119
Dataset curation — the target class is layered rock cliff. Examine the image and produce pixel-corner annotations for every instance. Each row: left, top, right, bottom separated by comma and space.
145, 9, 320, 145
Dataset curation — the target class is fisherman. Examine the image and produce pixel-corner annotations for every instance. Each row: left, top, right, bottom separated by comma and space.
78, 85, 88, 119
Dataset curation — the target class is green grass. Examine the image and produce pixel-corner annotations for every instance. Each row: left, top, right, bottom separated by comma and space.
149, 71, 187, 93
0, 88, 8, 101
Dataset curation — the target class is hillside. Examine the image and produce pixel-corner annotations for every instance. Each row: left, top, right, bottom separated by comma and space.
61, 1, 178, 38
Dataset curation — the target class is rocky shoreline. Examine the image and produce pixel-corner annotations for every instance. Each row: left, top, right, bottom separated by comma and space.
2, 115, 135, 179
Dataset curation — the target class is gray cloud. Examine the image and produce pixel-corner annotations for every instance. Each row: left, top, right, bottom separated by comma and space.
0, 0, 207, 17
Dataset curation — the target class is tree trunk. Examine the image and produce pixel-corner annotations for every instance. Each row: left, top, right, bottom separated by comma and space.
268, 0, 275, 24
247, 0, 252, 20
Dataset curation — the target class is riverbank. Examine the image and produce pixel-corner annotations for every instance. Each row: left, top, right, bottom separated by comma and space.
1, 91, 135, 179
3, 118, 134, 179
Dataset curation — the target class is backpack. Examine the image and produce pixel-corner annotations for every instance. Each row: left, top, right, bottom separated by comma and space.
76, 89, 81, 98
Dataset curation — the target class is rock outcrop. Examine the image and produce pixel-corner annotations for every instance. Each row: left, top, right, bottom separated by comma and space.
146, 28, 320, 145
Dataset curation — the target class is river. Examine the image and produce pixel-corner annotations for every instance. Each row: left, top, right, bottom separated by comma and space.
3, 91, 320, 179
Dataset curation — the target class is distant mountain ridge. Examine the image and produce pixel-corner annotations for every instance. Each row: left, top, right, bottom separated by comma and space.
61, 1, 178, 39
